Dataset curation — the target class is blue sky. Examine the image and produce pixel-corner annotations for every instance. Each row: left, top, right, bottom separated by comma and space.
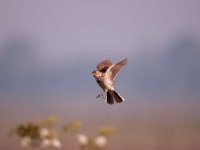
0, 0, 200, 116
0, 0, 200, 63
0, 0, 200, 99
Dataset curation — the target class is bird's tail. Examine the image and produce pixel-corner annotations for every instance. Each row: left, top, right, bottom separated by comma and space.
106, 90, 125, 105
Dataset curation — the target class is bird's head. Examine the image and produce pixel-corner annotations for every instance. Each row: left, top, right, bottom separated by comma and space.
92, 70, 101, 78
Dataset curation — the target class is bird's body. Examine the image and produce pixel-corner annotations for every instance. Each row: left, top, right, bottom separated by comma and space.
94, 72, 114, 92
92, 58, 128, 105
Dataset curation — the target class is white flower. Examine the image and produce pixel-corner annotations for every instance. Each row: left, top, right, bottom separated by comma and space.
41, 139, 51, 149
41, 138, 61, 149
52, 139, 62, 148
21, 136, 31, 148
94, 136, 107, 148
76, 134, 89, 146
40, 128, 50, 138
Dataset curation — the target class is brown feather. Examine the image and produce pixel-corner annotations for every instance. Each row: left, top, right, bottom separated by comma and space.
106, 58, 128, 81
96, 59, 112, 71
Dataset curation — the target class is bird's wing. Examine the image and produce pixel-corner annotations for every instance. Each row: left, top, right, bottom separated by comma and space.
96, 59, 112, 71
106, 58, 128, 81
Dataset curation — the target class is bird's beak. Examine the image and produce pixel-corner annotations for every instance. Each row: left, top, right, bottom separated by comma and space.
91, 70, 95, 76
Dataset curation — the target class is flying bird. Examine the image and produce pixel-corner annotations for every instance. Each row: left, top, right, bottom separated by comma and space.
92, 58, 128, 105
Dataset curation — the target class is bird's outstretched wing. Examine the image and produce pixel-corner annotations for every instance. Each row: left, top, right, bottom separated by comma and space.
106, 58, 128, 81
96, 59, 112, 72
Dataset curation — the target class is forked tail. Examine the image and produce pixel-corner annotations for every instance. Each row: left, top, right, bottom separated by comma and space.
107, 90, 125, 105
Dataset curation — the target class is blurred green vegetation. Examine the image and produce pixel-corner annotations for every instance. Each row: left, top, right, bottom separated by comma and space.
10, 116, 115, 150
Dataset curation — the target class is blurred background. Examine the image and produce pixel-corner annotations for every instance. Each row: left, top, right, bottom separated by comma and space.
0, 0, 200, 150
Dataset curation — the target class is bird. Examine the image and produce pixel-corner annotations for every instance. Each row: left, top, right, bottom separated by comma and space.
92, 58, 128, 105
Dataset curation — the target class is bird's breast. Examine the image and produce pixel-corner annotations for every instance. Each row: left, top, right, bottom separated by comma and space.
103, 77, 114, 91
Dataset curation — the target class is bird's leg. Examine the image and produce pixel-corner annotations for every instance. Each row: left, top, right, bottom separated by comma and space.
101, 93, 106, 99
96, 93, 101, 98
96, 93, 103, 98
96, 93, 105, 99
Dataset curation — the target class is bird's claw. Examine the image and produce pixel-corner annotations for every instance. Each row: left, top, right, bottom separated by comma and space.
96, 93, 105, 99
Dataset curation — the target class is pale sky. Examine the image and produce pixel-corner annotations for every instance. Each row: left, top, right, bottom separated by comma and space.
0, 0, 199, 98
0, 0, 200, 65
